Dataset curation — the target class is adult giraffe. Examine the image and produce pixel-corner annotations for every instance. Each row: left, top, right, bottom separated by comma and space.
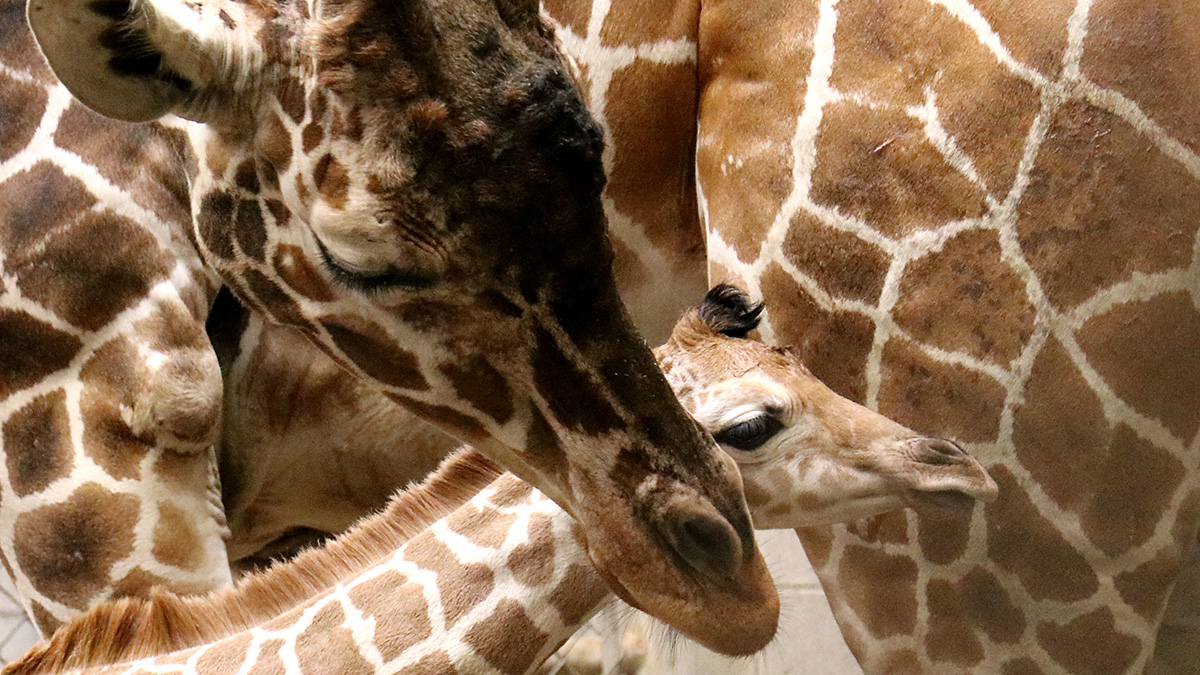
541, 0, 1200, 672
0, 0, 782, 655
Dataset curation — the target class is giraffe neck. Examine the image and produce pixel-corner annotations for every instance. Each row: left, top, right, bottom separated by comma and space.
6, 451, 608, 675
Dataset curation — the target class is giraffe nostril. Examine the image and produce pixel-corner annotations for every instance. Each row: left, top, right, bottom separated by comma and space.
912, 437, 970, 466
659, 500, 744, 583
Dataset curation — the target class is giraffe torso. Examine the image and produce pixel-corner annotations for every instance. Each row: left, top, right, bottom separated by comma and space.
545, 0, 1200, 671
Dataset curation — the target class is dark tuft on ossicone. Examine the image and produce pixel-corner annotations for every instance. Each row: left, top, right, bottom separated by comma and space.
696, 284, 763, 339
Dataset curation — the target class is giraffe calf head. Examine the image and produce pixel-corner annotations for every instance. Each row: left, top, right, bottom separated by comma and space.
657, 285, 999, 529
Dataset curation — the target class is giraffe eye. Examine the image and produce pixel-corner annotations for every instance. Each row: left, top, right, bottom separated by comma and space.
316, 238, 438, 292
713, 413, 784, 451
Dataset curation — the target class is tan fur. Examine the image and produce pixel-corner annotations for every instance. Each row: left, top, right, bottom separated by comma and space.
3, 449, 501, 675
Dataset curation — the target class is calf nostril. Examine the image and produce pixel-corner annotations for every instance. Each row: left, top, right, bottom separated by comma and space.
914, 437, 969, 466
661, 504, 743, 582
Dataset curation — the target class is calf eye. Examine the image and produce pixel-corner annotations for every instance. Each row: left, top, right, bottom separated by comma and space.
713, 414, 784, 451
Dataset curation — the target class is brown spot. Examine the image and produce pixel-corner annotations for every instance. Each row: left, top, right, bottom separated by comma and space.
924, 579, 984, 666
389, 394, 486, 442
876, 649, 922, 674
810, 102, 986, 238
1002, 658, 1047, 675
877, 337, 1006, 442
1083, 0, 1200, 153
0, 162, 96, 255
313, 153, 350, 208
893, 230, 1036, 365
915, 509, 971, 565
1114, 547, 1181, 621
79, 337, 150, 481
0, 71, 47, 163
257, 112, 293, 170
233, 159, 259, 192
197, 190, 237, 260
274, 244, 336, 301
13, 483, 139, 609
531, 325, 622, 435
446, 503, 518, 549
0, 8, 54, 80
403, 532, 494, 628
276, 75, 307, 124
242, 268, 307, 327
112, 567, 171, 597
246, 639, 286, 674
439, 355, 514, 424
524, 408, 568, 483
1079, 292, 1200, 442
0, 311, 82, 403
782, 212, 891, 304
205, 137, 233, 178
842, 512, 909, 546
234, 198, 267, 260
347, 572, 431, 661
194, 633, 254, 673
508, 514, 555, 587
1084, 425, 1185, 557
294, 603, 373, 672
1017, 102, 1200, 308
985, 466, 1098, 602
549, 562, 606, 626
465, 599, 548, 674
605, 61, 703, 259
30, 601, 59, 636
1012, 337, 1106, 511
795, 527, 833, 570
14, 210, 172, 331
301, 123, 325, 154
152, 502, 204, 570
1036, 607, 1140, 674
4, 390, 74, 497
960, 567, 1025, 644
601, 0, 695, 43
321, 320, 430, 392
837, 544, 918, 638
540, 0, 590, 35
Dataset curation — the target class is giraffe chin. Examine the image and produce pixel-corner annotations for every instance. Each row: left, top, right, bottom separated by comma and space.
588, 532, 780, 656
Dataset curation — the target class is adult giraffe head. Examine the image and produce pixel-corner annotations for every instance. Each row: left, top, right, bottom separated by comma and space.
25, 0, 778, 654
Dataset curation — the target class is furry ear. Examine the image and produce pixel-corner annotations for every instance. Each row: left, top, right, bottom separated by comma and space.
696, 284, 764, 338
28, 0, 260, 122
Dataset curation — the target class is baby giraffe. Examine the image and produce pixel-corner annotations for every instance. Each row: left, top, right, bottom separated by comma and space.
5, 287, 997, 675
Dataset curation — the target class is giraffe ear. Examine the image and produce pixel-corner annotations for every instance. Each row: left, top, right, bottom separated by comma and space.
27, 0, 258, 123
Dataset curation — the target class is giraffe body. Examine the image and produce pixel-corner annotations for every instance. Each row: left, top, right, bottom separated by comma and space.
541, 0, 1200, 671
1, 0, 783, 654
3, 287, 996, 675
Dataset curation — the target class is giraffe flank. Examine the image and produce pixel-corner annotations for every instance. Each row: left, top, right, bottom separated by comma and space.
0, 0, 783, 653
2, 287, 997, 675
542, 0, 1200, 672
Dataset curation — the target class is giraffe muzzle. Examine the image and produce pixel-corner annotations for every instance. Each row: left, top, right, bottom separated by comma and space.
658, 495, 747, 583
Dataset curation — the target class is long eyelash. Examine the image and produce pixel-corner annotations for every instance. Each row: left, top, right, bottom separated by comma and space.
315, 239, 437, 293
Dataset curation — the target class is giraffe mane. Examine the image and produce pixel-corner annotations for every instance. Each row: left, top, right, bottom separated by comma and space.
3, 448, 503, 675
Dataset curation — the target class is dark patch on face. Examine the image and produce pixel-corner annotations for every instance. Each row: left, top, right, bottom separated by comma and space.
241, 268, 307, 327
313, 153, 350, 208
3, 390, 74, 498
524, 408, 567, 482
464, 599, 549, 674
273, 243, 335, 302
322, 322, 430, 391
439, 355, 513, 424
233, 197, 267, 261
197, 190, 237, 260
264, 199, 290, 228
277, 74, 307, 125
531, 324, 621, 435
233, 159, 259, 192
13, 483, 139, 610
0, 310, 83, 402
0, 71, 47, 164
387, 392, 485, 442
301, 123, 324, 154
217, 8, 235, 29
